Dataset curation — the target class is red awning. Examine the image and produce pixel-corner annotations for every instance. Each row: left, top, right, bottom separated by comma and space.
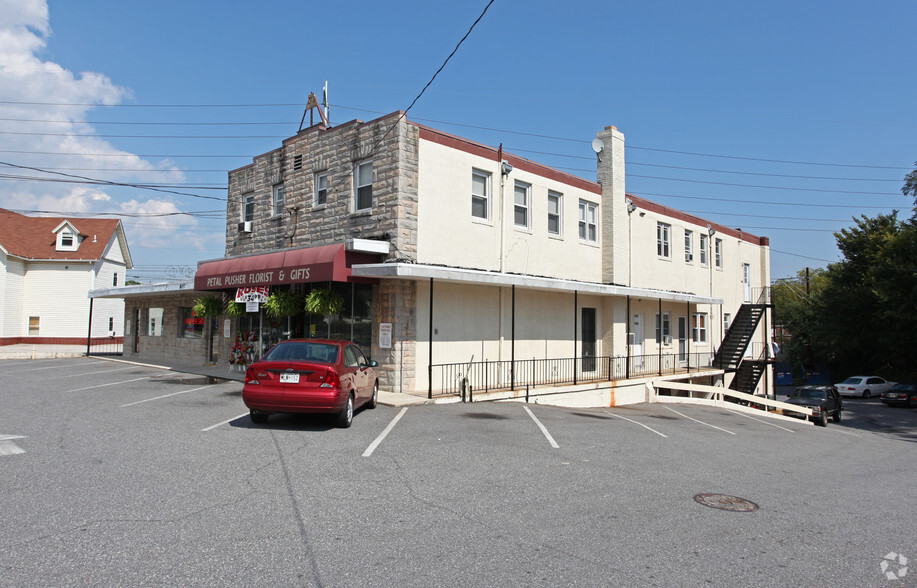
193, 244, 378, 290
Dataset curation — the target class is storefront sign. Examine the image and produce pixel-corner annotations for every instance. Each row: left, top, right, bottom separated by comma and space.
379, 323, 393, 349
223, 319, 231, 338
235, 286, 270, 303
246, 301, 260, 313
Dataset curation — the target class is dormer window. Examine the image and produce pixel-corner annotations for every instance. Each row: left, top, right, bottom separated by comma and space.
54, 221, 80, 252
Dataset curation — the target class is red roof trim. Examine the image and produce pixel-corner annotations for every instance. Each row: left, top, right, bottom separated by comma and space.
417, 124, 602, 195
628, 194, 769, 246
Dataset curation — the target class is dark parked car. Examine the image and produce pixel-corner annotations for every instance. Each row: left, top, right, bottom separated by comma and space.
881, 383, 916, 408
242, 339, 379, 427
784, 385, 843, 427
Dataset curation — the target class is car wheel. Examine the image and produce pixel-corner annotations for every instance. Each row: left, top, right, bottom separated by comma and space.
816, 412, 828, 427
250, 410, 269, 424
863, 390, 872, 398
336, 394, 354, 428
368, 380, 379, 409
832, 409, 842, 423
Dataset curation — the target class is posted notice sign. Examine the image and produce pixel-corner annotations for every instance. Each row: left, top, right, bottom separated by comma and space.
379, 323, 393, 349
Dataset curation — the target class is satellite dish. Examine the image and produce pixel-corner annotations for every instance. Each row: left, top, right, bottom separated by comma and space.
591, 138, 605, 154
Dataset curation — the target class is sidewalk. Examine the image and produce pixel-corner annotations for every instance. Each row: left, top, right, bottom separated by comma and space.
0, 344, 431, 407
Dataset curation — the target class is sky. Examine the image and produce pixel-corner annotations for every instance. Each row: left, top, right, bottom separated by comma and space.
1, 0, 914, 283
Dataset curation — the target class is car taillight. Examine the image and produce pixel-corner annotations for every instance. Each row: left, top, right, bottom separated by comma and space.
244, 367, 260, 385
320, 369, 341, 389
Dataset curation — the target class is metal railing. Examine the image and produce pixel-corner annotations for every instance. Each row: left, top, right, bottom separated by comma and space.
430, 351, 715, 397
86, 337, 124, 357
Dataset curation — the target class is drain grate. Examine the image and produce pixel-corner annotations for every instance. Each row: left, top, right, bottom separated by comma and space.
693, 493, 759, 512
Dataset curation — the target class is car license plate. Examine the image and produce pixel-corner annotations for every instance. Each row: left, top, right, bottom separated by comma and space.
280, 373, 300, 384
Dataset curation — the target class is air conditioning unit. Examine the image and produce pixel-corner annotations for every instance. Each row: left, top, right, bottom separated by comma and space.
663, 335, 672, 346
238, 221, 253, 233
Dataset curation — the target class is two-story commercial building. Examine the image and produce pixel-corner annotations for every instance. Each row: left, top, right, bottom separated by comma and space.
108, 111, 771, 402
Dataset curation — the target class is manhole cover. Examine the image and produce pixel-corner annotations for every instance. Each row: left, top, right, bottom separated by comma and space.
693, 493, 759, 512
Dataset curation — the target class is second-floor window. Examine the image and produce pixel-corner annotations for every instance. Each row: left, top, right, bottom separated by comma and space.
547, 191, 562, 235
657, 222, 671, 258
715, 238, 723, 268
471, 170, 490, 219
272, 184, 285, 216
315, 172, 328, 206
579, 200, 598, 243
699, 234, 708, 266
242, 194, 254, 222
514, 181, 530, 228
355, 161, 373, 211
684, 230, 693, 263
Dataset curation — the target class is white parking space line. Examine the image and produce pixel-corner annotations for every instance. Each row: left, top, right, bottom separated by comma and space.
363, 407, 409, 457
24, 364, 136, 375
120, 384, 218, 408
827, 427, 862, 437
0, 435, 27, 456
67, 376, 150, 393
725, 408, 797, 432
604, 410, 668, 438
663, 405, 736, 435
202, 412, 250, 432
523, 406, 560, 448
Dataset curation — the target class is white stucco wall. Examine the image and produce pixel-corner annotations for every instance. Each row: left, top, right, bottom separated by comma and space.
417, 139, 604, 282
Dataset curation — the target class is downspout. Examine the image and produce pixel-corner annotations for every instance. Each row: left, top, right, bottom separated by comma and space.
573, 290, 578, 386
626, 296, 631, 380
428, 277, 434, 400
511, 285, 515, 390
658, 298, 662, 376
86, 297, 93, 356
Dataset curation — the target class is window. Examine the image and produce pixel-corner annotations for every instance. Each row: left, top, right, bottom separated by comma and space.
355, 161, 373, 211
315, 172, 328, 206
657, 222, 671, 258
242, 193, 254, 222
60, 231, 73, 247
655, 312, 671, 346
715, 238, 723, 268
684, 230, 693, 263
513, 181, 530, 228
28, 316, 39, 336
471, 170, 490, 219
293, 154, 303, 171
113, 273, 118, 287
149, 308, 164, 336
272, 184, 285, 216
180, 307, 204, 339
578, 200, 598, 243
547, 191, 562, 235
108, 317, 114, 332
724, 313, 732, 334
692, 313, 707, 343
699, 234, 708, 266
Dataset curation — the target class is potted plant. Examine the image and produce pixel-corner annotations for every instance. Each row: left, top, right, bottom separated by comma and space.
192, 295, 225, 364
264, 289, 302, 340
305, 285, 344, 338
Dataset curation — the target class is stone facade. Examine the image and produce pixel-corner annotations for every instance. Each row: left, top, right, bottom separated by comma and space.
225, 112, 420, 262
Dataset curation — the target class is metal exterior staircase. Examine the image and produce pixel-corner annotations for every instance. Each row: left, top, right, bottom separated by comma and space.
713, 303, 771, 394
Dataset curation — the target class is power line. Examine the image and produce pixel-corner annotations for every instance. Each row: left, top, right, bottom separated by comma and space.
0, 160, 226, 201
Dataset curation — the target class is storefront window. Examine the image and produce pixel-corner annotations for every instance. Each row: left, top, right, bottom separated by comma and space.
180, 307, 205, 339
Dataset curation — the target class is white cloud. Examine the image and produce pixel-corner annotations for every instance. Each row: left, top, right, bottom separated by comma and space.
0, 1, 188, 209
0, 0, 210, 276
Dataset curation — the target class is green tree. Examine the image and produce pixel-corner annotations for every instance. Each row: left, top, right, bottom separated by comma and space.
903, 161, 917, 218
812, 213, 917, 381
772, 268, 828, 370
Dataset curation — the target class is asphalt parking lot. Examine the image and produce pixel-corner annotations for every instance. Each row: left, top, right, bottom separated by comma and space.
1, 357, 915, 586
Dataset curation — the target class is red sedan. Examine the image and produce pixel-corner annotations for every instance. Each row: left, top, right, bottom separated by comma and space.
243, 339, 379, 427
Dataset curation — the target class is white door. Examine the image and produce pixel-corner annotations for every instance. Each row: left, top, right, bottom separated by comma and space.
743, 263, 752, 303
632, 314, 644, 367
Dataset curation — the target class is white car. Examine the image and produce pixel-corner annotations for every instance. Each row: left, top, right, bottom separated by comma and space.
834, 376, 895, 398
